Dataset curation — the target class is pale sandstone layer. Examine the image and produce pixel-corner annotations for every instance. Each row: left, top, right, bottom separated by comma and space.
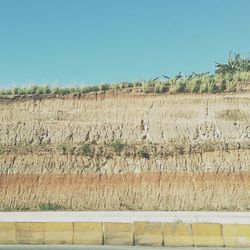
0, 92, 249, 146
0, 91, 250, 210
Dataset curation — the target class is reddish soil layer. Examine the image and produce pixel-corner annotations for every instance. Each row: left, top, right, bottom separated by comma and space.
1, 171, 250, 211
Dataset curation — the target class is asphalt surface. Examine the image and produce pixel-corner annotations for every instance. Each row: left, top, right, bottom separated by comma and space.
0, 211, 250, 224
0, 246, 246, 250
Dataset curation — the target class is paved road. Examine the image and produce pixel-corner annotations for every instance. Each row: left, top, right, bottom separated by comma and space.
0, 211, 250, 224
0, 246, 246, 250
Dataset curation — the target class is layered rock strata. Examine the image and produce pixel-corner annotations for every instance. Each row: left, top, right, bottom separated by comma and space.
0, 91, 250, 210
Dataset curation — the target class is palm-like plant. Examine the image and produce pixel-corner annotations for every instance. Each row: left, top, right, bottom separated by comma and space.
215, 52, 250, 74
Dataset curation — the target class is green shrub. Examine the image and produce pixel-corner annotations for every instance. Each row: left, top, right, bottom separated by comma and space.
51, 86, 60, 94
142, 81, 155, 93
138, 147, 150, 159
39, 202, 65, 211
28, 85, 39, 94
99, 83, 110, 91
199, 81, 209, 93
90, 86, 99, 92
207, 81, 217, 93
42, 85, 51, 94
219, 79, 227, 91
175, 80, 186, 93
11, 87, 20, 95
189, 79, 201, 93
234, 71, 250, 81
90, 139, 97, 145
58, 88, 71, 95
59, 144, 67, 154
118, 82, 133, 88
133, 81, 142, 87
226, 81, 236, 92
82, 142, 94, 156
111, 140, 126, 153
15, 205, 30, 211
154, 82, 168, 93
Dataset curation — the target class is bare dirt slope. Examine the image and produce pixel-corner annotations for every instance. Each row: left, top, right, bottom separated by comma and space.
0, 91, 250, 211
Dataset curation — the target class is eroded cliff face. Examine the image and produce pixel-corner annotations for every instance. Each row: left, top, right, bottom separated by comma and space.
1, 93, 250, 145
0, 91, 250, 211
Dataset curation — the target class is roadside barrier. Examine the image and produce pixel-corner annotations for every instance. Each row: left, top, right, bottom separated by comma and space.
104, 222, 133, 246
74, 222, 102, 245
0, 221, 250, 247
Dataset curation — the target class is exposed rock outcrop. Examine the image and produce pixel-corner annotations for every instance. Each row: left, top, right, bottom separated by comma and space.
0, 91, 250, 210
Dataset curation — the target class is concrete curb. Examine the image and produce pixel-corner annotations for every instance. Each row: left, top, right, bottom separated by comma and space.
1, 222, 250, 247
1, 211, 250, 223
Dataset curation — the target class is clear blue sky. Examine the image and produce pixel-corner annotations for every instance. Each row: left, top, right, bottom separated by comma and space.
0, 0, 250, 87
